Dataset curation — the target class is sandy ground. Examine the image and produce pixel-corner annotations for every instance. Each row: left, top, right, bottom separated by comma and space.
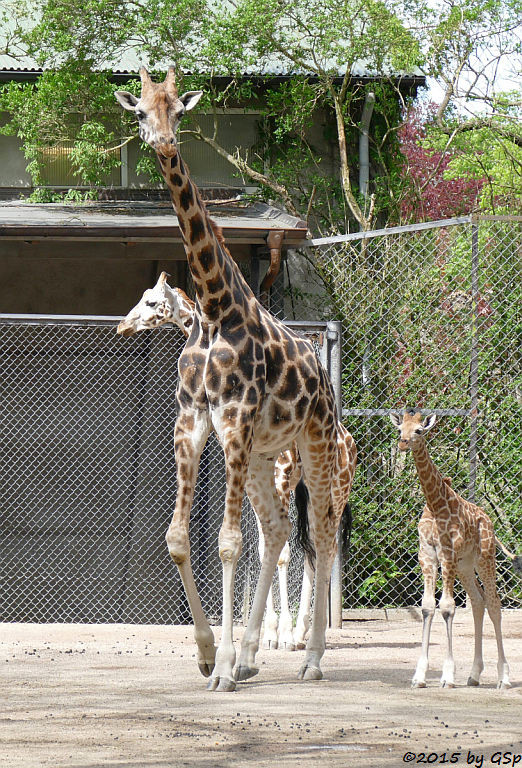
2, 612, 521, 768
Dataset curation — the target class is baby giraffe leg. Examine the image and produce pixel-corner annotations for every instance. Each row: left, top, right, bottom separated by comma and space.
478, 560, 511, 689
457, 560, 485, 686
439, 560, 457, 688
412, 548, 437, 688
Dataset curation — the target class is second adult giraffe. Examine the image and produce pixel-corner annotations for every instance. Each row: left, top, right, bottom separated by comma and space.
116, 68, 340, 692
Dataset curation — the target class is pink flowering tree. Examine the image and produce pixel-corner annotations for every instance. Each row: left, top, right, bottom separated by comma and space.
398, 103, 485, 222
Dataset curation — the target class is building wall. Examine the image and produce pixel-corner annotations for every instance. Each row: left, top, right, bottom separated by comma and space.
0, 241, 190, 316
0, 111, 262, 193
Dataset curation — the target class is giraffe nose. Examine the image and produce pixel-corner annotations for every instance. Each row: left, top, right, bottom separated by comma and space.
157, 137, 177, 157
117, 319, 135, 337
398, 438, 410, 451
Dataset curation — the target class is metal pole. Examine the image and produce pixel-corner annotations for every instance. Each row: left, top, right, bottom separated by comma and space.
469, 217, 480, 502
327, 321, 343, 628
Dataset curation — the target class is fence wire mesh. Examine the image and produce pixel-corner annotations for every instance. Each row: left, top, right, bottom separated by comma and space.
1, 215, 520, 626
0, 316, 324, 624
304, 215, 521, 610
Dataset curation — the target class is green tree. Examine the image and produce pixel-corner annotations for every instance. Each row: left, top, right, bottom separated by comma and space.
0, 0, 519, 219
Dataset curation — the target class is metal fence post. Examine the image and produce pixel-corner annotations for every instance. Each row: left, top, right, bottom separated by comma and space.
469, 216, 480, 503
327, 320, 343, 628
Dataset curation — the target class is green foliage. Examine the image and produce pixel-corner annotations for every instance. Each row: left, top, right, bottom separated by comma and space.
0, 66, 125, 198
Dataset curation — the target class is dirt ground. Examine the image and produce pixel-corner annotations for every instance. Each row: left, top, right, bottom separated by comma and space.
2, 612, 521, 768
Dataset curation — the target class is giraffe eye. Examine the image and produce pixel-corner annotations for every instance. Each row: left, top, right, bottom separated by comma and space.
145, 301, 157, 308
136, 110, 146, 121
415, 428, 423, 434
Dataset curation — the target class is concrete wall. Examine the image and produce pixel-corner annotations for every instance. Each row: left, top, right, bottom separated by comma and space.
0, 241, 190, 316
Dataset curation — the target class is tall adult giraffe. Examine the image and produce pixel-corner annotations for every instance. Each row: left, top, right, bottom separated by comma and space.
115, 68, 340, 692
118, 273, 357, 651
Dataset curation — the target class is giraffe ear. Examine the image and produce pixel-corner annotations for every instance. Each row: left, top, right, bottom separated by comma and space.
157, 271, 170, 287
115, 91, 139, 111
422, 414, 437, 431
179, 91, 203, 112
389, 412, 402, 428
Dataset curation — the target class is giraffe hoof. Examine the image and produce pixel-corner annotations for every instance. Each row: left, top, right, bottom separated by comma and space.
295, 640, 306, 650
207, 675, 236, 692
440, 680, 455, 689
411, 680, 427, 689
198, 662, 215, 677
497, 681, 512, 690
467, 676, 480, 687
297, 664, 323, 681
281, 641, 296, 652
234, 664, 259, 682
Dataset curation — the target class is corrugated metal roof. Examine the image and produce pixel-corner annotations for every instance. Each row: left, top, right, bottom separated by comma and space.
0, 52, 424, 81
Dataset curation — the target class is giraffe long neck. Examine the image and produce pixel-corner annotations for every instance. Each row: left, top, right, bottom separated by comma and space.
411, 439, 452, 512
158, 151, 254, 320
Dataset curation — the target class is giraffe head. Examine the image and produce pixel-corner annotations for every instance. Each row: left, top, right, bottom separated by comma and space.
115, 67, 203, 157
117, 271, 195, 338
389, 409, 437, 452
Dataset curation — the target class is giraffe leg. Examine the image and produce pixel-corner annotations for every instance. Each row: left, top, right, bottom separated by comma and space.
294, 556, 314, 649
166, 410, 216, 678
255, 516, 279, 650
206, 433, 251, 693
412, 545, 437, 688
439, 560, 457, 688
277, 541, 295, 650
235, 455, 291, 681
456, 558, 485, 686
477, 558, 511, 689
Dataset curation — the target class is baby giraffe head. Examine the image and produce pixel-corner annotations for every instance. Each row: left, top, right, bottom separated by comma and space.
389, 409, 437, 452
117, 271, 195, 338
115, 67, 202, 158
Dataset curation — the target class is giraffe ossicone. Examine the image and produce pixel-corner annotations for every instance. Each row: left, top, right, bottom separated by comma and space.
116, 68, 344, 692
390, 408, 520, 690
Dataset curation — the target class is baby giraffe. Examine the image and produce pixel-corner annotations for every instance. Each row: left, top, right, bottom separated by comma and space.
390, 409, 521, 689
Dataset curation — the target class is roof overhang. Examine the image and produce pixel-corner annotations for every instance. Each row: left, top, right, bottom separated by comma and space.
0, 200, 309, 249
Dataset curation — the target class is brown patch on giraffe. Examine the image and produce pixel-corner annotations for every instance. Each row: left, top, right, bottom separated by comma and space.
197, 244, 214, 273
189, 212, 205, 242
206, 273, 225, 294
170, 171, 183, 186
276, 365, 299, 400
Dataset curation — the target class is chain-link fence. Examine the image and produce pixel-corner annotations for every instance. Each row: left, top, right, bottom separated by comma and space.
304, 215, 521, 611
0, 315, 334, 624
1, 215, 520, 626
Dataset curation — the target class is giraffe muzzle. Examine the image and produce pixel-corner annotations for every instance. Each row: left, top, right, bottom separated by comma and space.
116, 320, 135, 338
157, 141, 177, 158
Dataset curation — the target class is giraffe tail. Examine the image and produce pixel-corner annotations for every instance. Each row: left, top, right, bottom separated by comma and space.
495, 537, 522, 574
295, 478, 316, 568
340, 502, 353, 560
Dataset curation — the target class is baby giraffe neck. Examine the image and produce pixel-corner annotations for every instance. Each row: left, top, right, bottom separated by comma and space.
411, 439, 450, 512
